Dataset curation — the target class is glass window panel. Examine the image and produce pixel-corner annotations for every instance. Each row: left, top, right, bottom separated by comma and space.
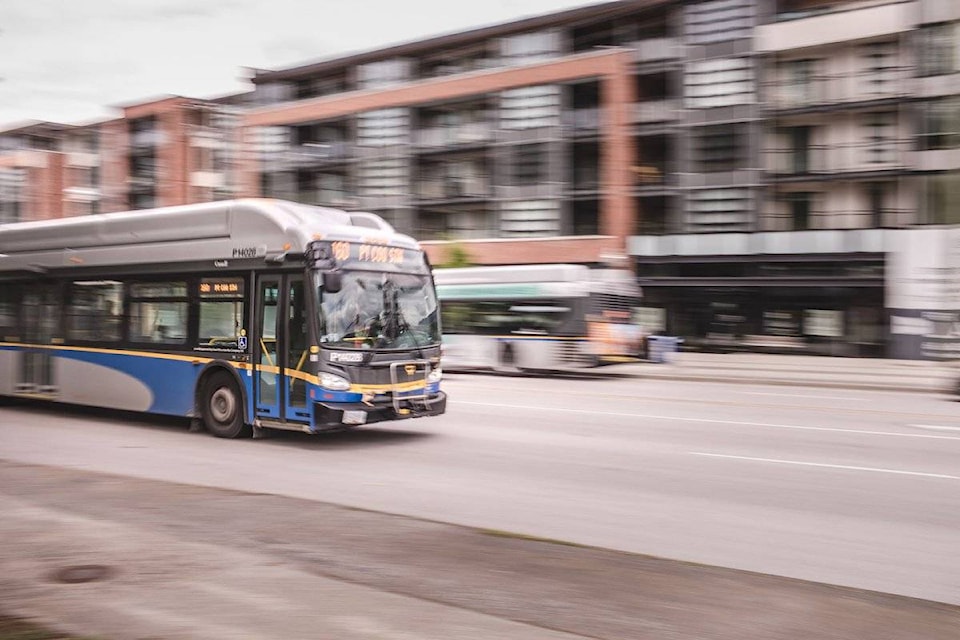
67, 280, 123, 342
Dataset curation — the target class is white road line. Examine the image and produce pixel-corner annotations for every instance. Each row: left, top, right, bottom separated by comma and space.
909, 424, 960, 432
689, 452, 960, 481
737, 391, 855, 401
457, 401, 960, 441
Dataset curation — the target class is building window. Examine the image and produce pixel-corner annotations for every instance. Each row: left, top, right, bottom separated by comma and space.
512, 144, 548, 186
357, 158, 407, 198
357, 59, 410, 90
919, 97, 960, 151
685, 0, 754, 44
0, 168, 25, 224
501, 31, 560, 66
919, 23, 957, 77
357, 108, 408, 147
776, 59, 817, 107
685, 57, 754, 109
863, 113, 896, 165
694, 124, 747, 172
859, 41, 898, 98
867, 183, 886, 228
786, 192, 813, 230
500, 200, 560, 237
687, 188, 752, 232
500, 86, 560, 129
923, 172, 960, 225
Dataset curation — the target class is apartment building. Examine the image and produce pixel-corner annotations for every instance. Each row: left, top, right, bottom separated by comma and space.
0, 94, 245, 221
0, 121, 70, 223
239, 0, 677, 265
632, 0, 960, 359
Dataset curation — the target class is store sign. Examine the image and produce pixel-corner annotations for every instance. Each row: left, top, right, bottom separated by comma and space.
763, 310, 800, 336
804, 309, 843, 337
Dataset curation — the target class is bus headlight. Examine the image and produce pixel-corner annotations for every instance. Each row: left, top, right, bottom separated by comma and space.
319, 372, 351, 391
427, 366, 442, 383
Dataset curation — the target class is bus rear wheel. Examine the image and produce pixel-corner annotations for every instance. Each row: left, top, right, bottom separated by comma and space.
202, 371, 250, 438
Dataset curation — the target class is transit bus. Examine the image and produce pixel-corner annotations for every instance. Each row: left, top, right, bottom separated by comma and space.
0, 199, 446, 437
433, 263, 643, 372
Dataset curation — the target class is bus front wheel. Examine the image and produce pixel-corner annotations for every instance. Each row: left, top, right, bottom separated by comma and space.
202, 371, 250, 439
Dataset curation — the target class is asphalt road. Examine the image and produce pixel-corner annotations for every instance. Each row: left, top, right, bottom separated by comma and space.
1, 372, 959, 608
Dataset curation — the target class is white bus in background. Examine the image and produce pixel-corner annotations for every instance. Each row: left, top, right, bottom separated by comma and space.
433, 264, 644, 372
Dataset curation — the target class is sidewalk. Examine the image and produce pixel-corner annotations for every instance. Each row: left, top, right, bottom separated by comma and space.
607, 352, 958, 393
2, 461, 958, 640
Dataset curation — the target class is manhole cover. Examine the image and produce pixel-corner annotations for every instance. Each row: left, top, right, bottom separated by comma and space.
51, 565, 114, 584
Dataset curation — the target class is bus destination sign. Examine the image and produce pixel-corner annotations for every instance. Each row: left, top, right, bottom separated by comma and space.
312, 240, 424, 271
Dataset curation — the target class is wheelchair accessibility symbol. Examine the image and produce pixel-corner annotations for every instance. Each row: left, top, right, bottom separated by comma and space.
237, 336, 248, 350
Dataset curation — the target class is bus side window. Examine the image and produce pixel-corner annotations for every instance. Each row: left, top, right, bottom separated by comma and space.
128, 281, 189, 344
66, 280, 123, 342
197, 277, 245, 349
0, 284, 20, 340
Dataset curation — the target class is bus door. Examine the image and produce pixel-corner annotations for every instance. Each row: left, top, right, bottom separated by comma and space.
254, 275, 310, 424
18, 285, 59, 395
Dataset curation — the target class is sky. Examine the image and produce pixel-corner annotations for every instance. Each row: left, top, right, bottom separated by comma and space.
0, 0, 603, 127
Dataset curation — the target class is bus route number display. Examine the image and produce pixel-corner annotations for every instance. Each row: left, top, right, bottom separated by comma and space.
331, 241, 405, 265
199, 278, 243, 297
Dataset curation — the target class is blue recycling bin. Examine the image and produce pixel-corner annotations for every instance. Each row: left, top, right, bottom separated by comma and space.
647, 336, 681, 364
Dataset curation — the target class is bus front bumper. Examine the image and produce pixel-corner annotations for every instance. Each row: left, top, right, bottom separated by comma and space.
313, 391, 447, 430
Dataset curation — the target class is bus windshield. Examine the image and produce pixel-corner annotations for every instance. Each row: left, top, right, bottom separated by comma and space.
317, 271, 441, 350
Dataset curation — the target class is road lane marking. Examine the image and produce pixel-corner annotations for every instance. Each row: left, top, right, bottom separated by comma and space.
464, 382, 960, 421
909, 424, 960, 432
457, 401, 960, 441
737, 391, 855, 401
689, 452, 960, 481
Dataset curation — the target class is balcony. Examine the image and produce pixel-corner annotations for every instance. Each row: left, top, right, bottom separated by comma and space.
129, 130, 166, 149
562, 108, 601, 134
633, 100, 681, 124
631, 37, 682, 64
414, 123, 493, 149
764, 68, 913, 113
190, 126, 225, 150
765, 138, 914, 180
63, 186, 101, 203
757, 1, 914, 51
415, 179, 491, 201
66, 152, 101, 168
282, 142, 350, 169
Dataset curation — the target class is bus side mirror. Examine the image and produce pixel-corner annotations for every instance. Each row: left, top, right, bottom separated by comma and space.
322, 271, 342, 293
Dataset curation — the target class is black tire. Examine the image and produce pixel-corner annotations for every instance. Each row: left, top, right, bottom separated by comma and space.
201, 370, 250, 438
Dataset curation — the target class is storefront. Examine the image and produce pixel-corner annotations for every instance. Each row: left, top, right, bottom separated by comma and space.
629, 230, 898, 358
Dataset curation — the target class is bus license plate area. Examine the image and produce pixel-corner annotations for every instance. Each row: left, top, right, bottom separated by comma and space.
342, 410, 367, 425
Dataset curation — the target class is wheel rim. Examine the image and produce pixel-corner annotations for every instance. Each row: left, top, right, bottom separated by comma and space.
210, 387, 236, 424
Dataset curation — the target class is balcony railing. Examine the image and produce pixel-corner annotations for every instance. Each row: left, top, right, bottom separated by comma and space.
764, 68, 913, 111
280, 142, 350, 169
129, 130, 166, 148
765, 138, 914, 177
414, 123, 493, 148
562, 108, 601, 133
631, 37, 681, 63
415, 179, 491, 200
633, 100, 681, 124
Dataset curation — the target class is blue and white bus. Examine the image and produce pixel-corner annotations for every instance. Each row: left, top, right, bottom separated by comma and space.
434, 264, 643, 372
0, 199, 446, 437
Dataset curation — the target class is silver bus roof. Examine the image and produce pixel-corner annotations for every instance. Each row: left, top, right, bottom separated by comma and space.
0, 199, 418, 273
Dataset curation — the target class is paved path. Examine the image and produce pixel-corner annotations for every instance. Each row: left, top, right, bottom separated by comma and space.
3, 462, 958, 640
